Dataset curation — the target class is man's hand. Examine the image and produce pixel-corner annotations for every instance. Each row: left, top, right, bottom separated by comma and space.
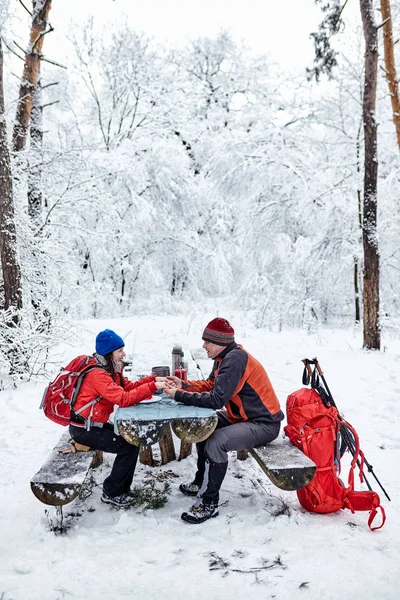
166, 375, 183, 389
164, 379, 178, 399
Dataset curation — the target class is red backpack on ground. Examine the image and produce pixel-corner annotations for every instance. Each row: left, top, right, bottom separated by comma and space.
284, 386, 386, 531
40, 355, 103, 428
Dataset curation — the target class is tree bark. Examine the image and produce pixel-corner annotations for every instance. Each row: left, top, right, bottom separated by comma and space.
354, 120, 363, 324
28, 80, 43, 221
380, 0, 400, 151
12, 0, 52, 152
0, 40, 22, 318
359, 0, 380, 349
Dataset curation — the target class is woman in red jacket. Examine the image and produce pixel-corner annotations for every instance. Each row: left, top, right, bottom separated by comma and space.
70, 329, 165, 508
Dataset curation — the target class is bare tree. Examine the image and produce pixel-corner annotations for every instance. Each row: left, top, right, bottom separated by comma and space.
309, 0, 380, 348
0, 40, 23, 321
71, 21, 163, 150
12, 0, 52, 152
360, 0, 380, 349
28, 79, 43, 221
380, 0, 400, 151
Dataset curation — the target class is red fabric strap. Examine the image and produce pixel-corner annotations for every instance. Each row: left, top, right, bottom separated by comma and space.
368, 505, 386, 531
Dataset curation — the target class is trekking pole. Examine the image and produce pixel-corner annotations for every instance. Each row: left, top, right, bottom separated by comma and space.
309, 357, 388, 496
302, 357, 391, 502
190, 349, 205, 379
313, 358, 391, 500
301, 358, 371, 485
303, 357, 378, 493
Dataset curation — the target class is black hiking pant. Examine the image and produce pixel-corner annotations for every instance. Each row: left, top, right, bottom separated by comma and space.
69, 423, 139, 497
194, 411, 281, 504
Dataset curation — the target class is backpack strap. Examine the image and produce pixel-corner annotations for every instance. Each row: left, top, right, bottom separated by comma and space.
71, 364, 105, 430
345, 490, 387, 531
340, 419, 362, 488
74, 396, 102, 429
302, 366, 310, 386
368, 505, 386, 531
70, 365, 104, 406
311, 367, 320, 390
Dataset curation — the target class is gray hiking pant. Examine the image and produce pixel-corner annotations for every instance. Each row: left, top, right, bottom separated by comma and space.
205, 410, 280, 463
194, 410, 281, 481
193, 411, 281, 504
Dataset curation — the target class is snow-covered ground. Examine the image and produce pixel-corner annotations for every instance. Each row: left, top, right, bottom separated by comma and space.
0, 313, 398, 600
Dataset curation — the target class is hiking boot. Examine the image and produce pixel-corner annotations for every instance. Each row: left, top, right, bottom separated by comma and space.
179, 481, 201, 497
101, 491, 134, 508
181, 501, 219, 524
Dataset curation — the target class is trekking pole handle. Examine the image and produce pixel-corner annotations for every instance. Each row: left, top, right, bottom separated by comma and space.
301, 359, 313, 378
312, 358, 324, 377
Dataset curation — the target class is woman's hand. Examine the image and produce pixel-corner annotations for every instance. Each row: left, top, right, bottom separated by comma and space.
166, 375, 183, 389
155, 381, 166, 390
155, 376, 166, 382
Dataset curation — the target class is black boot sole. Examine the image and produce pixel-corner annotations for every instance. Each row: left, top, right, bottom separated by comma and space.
179, 484, 200, 497
181, 510, 219, 524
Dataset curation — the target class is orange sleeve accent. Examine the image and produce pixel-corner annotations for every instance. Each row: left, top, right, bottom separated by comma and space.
183, 378, 214, 393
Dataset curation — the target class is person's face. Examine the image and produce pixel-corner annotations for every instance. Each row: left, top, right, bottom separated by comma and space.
111, 347, 126, 361
202, 340, 225, 359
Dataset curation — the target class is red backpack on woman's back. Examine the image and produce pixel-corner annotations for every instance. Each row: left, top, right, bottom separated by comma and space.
40, 355, 102, 427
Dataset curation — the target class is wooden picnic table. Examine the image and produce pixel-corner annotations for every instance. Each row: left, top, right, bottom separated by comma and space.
114, 395, 218, 446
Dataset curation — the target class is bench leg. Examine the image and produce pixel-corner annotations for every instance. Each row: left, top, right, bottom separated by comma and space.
237, 449, 249, 461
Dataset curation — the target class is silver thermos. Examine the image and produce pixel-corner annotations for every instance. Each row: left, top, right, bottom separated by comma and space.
172, 345, 184, 374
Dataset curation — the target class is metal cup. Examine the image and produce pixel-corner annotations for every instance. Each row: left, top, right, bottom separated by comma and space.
151, 366, 170, 377
151, 366, 170, 394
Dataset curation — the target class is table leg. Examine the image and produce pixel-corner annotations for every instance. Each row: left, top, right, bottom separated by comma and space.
178, 440, 192, 460
140, 446, 155, 466
159, 424, 176, 464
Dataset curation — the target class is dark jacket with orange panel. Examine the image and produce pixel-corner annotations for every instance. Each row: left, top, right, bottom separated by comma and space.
175, 343, 284, 425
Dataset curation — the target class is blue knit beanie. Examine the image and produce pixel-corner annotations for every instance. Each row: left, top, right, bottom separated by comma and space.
95, 329, 125, 355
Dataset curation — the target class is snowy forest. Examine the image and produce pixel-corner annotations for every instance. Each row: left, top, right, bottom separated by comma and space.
1, 0, 400, 383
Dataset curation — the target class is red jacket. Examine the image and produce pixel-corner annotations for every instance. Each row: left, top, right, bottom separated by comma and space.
73, 370, 157, 423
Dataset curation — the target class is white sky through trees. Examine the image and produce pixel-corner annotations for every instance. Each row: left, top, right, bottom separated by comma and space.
47, 0, 321, 70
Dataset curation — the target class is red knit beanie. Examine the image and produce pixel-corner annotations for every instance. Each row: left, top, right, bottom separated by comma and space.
202, 318, 235, 346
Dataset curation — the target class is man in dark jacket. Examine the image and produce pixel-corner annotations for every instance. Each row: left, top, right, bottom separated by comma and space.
164, 318, 284, 524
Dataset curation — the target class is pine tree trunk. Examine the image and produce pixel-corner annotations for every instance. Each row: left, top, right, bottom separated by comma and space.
28, 80, 43, 221
27, 79, 51, 330
0, 40, 22, 320
12, 0, 52, 152
354, 121, 363, 324
380, 0, 400, 150
354, 257, 361, 324
359, 0, 380, 350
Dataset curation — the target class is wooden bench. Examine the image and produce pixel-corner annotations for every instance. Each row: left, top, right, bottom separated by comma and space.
31, 431, 103, 506
248, 438, 316, 491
